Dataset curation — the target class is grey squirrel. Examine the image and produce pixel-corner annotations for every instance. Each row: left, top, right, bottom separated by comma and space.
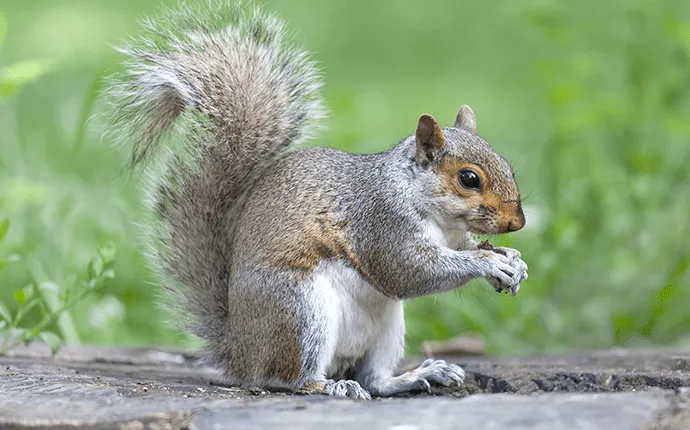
103, 1, 528, 400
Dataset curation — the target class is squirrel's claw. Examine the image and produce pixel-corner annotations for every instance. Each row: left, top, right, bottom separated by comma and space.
412, 359, 466, 388
322, 379, 372, 401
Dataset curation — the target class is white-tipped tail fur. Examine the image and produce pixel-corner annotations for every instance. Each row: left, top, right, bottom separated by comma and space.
102, 0, 325, 348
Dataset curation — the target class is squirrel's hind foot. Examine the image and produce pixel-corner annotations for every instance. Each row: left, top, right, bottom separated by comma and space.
365, 359, 465, 397
297, 379, 372, 401
414, 358, 466, 387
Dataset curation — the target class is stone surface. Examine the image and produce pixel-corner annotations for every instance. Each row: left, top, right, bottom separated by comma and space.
190, 392, 669, 430
0, 344, 689, 429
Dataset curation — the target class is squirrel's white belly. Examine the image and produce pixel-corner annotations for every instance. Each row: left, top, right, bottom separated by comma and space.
311, 261, 401, 377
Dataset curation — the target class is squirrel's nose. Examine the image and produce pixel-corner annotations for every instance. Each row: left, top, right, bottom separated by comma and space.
506, 213, 526, 233
503, 202, 526, 233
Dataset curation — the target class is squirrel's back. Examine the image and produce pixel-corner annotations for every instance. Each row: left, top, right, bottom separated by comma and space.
102, 0, 325, 355
232, 146, 380, 273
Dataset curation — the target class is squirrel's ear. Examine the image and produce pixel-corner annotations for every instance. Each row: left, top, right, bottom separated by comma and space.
454, 105, 477, 134
415, 114, 444, 165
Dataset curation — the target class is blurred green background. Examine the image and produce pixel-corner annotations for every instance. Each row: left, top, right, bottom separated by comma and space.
1, 0, 689, 355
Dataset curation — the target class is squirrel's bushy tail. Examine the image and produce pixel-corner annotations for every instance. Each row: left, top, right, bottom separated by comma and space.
103, 1, 324, 346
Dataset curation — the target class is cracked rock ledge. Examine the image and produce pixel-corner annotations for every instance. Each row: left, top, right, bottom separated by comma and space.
1, 344, 689, 429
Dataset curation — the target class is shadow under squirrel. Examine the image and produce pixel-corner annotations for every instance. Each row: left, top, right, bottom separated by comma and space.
103, 0, 528, 400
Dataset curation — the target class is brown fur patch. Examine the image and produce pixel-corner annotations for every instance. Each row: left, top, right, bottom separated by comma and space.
437, 156, 525, 234
267, 206, 346, 275
266, 205, 373, 281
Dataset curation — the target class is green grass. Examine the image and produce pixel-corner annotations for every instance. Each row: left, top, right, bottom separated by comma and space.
1, 0, 689, 355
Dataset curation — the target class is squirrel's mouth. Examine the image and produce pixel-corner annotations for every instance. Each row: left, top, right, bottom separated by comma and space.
468, 222, 518, 235
468, 226, 495, 235
466, 220, 500, 236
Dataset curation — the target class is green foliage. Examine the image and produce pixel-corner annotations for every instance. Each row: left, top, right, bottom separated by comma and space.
0, 0, 688, 356
0, 218, 117, 355
407, 0, 690, 354
0, 60, 52, 98
0, 13, 51, 99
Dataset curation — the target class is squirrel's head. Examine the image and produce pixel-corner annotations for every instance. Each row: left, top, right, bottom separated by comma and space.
414, 105, 525, 235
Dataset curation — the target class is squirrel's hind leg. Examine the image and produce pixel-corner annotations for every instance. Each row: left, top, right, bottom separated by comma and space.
292, 277, 372, 401
367, 359, 465, 396
354, 302, 465, 396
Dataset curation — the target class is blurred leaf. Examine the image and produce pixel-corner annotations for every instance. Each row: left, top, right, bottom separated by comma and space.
0, 82, 18, 98
21, 284, 35, 302
102, 269, 116, 280
88, 257, 103, 279
0, 60, 52, 99
0, 302, 11, 323
1, 60, 52, 85
38, 281, 60, 296
0, 218, 9, 242
97, 242, 116, 265
60, 287, 70, 303
39, 282, 79, 344
21, 328, 34, 344
13, 289, 25, 304
39, 332, 62, 355
2, 179, 48, 208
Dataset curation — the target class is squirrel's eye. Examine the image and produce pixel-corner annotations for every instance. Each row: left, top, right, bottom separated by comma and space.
458, 170, 481, 191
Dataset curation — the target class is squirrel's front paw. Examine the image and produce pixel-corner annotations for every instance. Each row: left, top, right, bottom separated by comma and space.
478, 249, 527, 296
494, 247, 528, 284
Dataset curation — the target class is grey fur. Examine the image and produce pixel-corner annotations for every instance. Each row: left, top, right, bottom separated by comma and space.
102, 0, 323, 348
103, 0, 527, 400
